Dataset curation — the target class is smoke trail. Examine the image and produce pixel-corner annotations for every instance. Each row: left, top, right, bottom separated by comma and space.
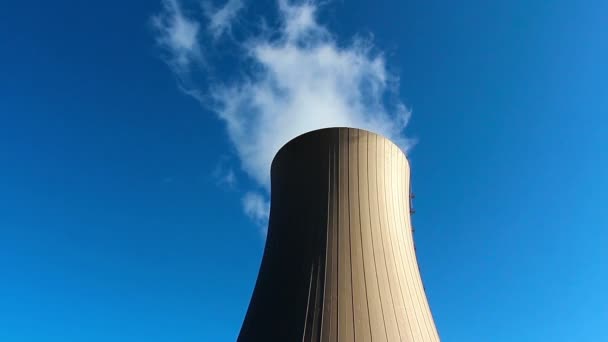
152, 0, 413, 226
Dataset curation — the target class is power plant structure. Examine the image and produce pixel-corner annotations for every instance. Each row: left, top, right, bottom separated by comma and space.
238, 128, 439, 341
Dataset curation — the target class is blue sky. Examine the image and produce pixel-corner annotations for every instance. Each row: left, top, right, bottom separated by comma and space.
1, 0, 607, 341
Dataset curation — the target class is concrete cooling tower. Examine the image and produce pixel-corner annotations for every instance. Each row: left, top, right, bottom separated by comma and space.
238, 127, 439, 341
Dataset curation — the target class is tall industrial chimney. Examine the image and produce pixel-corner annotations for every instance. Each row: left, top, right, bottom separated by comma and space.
238, 128, 439, 341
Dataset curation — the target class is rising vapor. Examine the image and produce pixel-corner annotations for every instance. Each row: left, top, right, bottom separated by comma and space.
152, 0, 413, 227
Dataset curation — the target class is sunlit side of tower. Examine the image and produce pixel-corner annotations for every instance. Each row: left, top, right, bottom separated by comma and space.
238, 128, 439, 341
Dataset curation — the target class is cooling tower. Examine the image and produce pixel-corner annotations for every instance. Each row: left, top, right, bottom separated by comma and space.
238, 128, 439, 341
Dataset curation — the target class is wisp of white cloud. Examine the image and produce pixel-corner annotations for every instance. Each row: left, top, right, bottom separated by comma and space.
213, 158, 238, 189
152, 0, 202, 71
242, 192, 271, 229
153, 0, 413, 228
204, 0, 245, 39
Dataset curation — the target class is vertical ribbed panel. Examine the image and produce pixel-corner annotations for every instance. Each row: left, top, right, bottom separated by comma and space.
238, 128, 439, 342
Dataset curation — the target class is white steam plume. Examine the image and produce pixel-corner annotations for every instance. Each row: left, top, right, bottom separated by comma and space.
152, 0, 413, 227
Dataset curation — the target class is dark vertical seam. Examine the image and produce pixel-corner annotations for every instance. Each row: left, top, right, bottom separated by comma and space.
302, 262, 314, 342
314, 252, 323, 341
347, 129, 356, 341
330, 132, 337, 341
331, 131, 338, 342
334, 131, 340, 342
357, 131, 373, 340
320, 134, 331, 341
336, 130, 341, 342
368, 134, 388, 341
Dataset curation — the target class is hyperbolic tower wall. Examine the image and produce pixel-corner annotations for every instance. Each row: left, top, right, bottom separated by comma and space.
238, 128, 439, 341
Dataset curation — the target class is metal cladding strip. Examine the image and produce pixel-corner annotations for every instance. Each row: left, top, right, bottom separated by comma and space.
359, 131, 388, 342
375, 136, 406, 342
237, 128, 439, 342
332, 129, 340, 340
383, 138, 415, 341
386, 143, 421, 341
338, 128, 355, 341
370, 134, 402, 342
321, 129, 339, 341
348, 129, 372, 341
303, 261, 316, 341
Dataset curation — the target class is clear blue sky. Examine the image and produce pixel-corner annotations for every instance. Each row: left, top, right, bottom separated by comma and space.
1, 0, 607, 341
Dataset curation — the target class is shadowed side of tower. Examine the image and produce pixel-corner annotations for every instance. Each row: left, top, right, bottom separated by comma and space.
237, 128, 439, 342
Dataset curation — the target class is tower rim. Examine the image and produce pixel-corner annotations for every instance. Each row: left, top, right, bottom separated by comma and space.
271, 127, 408, 172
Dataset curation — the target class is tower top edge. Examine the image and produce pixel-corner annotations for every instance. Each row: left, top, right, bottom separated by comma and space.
271, 127, 408, 170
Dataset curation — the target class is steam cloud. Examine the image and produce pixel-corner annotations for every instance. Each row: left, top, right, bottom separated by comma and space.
152, 0, 413, 228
